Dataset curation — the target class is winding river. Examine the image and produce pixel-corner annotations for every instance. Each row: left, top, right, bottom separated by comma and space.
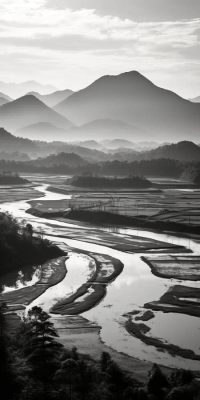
1, 183, 200, 371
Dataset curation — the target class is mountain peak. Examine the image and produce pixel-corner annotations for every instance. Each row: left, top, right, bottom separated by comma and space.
88, 70, 153, 90
17, 94, 43, 104
55, 69, 200, 142
0, 93, 72, 133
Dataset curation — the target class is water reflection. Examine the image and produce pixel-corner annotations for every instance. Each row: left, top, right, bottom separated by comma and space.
1, 265, 41, 293
26, 252, 94, 312
1, 183, 200, 370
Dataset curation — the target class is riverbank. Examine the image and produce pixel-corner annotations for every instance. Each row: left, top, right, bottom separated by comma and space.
0, 210, 65, 277
145, 285, 200, 318
2, 179, 200, 378
27, 205, 200, 240
125, 318, 200, 361
51, 313, 171, 383
142, 255, 200, 281
0, 256, 67, 311
0, 183, 42, 203
64, 209, 200, 237
27, 207, 190, 254
51, 252, 123, 315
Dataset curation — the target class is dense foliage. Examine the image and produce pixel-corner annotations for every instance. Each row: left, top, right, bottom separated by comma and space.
0, 305, 200, 400
0, 212, 63, 276
0, 157, 191, 178
68, 175, 152, 188
0, 172, 28, 185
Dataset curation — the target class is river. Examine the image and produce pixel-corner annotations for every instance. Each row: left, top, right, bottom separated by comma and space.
1, 183, 200, 370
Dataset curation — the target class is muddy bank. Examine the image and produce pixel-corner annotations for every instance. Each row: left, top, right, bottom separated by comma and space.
41, 208, 200, 237
145, 285, 200, 318
0, 257, 67, 311
135, 310, 155, 321
51, 253, 123, 315
125, 318, 200, 361
27, 207, 189, 254
52, 314, 172, 383
142, 255, 200, 281
0, 184, 42, 203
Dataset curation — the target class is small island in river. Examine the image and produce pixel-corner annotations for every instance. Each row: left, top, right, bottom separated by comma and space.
0, 172, 29, 185
66, 175, 153, 188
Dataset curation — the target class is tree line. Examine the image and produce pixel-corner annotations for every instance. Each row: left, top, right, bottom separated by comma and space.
0, 212, 63, 277
1, 158, 200, 179
0, 304, 200, 400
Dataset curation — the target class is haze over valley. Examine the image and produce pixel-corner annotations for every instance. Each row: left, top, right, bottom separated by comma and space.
0, 70, 200, 143
1, 1, 200, 399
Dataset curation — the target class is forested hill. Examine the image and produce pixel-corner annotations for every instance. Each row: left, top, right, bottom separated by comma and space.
0, 213, 63, 276
67, 175, 152, 188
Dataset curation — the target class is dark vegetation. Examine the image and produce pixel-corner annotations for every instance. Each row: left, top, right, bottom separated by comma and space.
0, 127, 200, 178
67, 175, 152, 188
194, 172, 200, 185
0, 127, 200, 181
61, 209, 200, 236
126, 318, 200, 361
1, 304, 199, 400
0, 172, 28, 185
0, 157, 193, 178
0, 212, 63, 277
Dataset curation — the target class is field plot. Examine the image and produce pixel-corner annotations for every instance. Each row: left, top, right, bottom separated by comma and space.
142, 255, 200, 280
0, 184, 41, 203
30, 185, 200, 231
145, 285, 200, 318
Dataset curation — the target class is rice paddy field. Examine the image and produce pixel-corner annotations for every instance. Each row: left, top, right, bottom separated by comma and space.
26, 176, 200, 228
1, 173, 200, 376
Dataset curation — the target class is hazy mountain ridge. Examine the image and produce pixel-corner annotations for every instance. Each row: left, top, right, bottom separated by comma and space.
111, 141, 200, 162
1, 70, 199, 144
190, 96, 200, 103
34, 152, 88, 168
16, 122, 68, 141
55, 70, 200, 142
0, 80, 57, 98
0, 94, 72, 133
138, 141, 200, 162
67, 118, 143, 141
0, 151, 30, 161
0, 127, 39, 153
0, 128, 108, 161
0, 97, 9, 106
26, 89, 74, 107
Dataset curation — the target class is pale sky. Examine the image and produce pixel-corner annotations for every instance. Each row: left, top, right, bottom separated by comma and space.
0, 0, 200, 97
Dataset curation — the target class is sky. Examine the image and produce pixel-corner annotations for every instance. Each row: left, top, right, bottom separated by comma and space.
0, 0, 200, 97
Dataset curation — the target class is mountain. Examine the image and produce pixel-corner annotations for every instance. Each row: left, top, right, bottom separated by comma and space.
16, 122, 68, 142
111, 140, 200, 162
138, 141, 200, 162
32, 152, 88, 169
102, 139, 135, 149
68, 118, 142, 140
27, 89, 74, 107
0, 151, 30, 161
0, 97, 9, 106
190, 96, 200, 103
73, 140, 105, 150
55, 70, 200, 142
0, 91, 12, 102
0, 95, 72, 133
0, 128, 108, 161
0, 91, 12, 106
0, 127, 39, 154
0, 80, 56, 99
46, 143, 108, 162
